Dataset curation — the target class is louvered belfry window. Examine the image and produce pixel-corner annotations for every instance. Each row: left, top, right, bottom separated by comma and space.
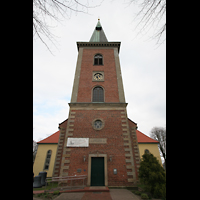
93, 86, 104, 102
94, 54, 103, 65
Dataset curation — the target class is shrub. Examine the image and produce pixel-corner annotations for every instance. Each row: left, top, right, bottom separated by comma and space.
153, 183, 166, 199
132, 190, 141, 195
53, 190, 60, 195
37, 193, 42, 197
141, 193, 149, 199
139, 153, 166, 199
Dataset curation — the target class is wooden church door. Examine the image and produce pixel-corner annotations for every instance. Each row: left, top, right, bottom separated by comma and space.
91, 157, 105, 186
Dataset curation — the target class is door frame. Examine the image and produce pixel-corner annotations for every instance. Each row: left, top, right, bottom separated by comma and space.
87, 154, 108, 186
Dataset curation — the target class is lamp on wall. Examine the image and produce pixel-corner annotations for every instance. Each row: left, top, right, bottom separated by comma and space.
83, 155, 86, 162
109, 155, 112, 162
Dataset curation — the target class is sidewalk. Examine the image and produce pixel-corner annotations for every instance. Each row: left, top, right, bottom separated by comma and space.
34, 188, 142, 200
110, 189, 141, 200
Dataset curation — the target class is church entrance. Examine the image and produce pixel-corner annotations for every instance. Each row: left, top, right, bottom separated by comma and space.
91, 157, 105, 186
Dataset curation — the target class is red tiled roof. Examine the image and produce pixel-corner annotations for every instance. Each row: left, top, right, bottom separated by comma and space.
37, 130, 60, 144
136, 130, 159, 143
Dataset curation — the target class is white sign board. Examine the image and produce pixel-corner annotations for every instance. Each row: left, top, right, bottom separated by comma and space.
66, 138, 89, 147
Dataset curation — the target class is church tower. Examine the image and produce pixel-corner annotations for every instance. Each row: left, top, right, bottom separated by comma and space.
52, 20, 141, 186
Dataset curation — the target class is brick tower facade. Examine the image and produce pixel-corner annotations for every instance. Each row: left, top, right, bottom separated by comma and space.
52, 20, 141, 186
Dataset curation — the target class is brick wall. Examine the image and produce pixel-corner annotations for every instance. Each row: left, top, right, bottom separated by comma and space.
59, 109, 138, 186
53, 46, 140, 186
77, 49, 120, 103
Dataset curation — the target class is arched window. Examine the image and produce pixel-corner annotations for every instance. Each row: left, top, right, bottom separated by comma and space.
44, 150, 52, 170
92, 86, 104, 102
94, 54, 103, 65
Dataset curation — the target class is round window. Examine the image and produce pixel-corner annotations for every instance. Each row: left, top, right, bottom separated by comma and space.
94, 120, 102, 129
92, 119, 104, 130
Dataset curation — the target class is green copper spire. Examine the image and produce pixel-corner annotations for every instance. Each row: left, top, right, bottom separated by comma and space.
89, 19, 108, 42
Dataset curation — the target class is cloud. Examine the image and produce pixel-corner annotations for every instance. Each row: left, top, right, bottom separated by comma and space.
33, 98, 69, 142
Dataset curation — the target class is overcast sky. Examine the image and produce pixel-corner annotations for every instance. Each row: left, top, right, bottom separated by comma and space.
33, 0, 166, 142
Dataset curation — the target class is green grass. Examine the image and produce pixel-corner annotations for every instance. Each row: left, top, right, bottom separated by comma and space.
33, 181, 58, 191
33, 191, 60, 199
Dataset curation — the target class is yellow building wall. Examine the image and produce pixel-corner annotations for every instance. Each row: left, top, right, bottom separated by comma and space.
33, 144, 58, 177
138, 143, 162, 165
33, 143, 162, 178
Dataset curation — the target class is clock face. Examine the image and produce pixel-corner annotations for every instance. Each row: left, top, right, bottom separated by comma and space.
94, 73, 103, 80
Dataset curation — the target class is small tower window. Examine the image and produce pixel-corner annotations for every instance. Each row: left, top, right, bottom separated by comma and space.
94, 54, 103, 65
92, 86, 104, 102
44, 150, 52, 170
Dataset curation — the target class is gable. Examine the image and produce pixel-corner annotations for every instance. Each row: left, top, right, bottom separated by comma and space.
37, 130, 60, 144
136, 130, 159, 143
128, 118, 159, 144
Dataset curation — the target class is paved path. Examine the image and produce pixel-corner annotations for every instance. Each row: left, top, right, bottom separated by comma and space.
54, 192, 85, 200
33, 189, 163, 200
50, 189, 140, 200
110, 189, 141, 200
82, 192, 112, 200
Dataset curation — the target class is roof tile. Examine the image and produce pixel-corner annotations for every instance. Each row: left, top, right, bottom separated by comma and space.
37, 130, 60, 144
136, 129, 159, 143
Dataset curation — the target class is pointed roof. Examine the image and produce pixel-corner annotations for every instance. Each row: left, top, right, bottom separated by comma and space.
136, 129, 159, 143
89, 19, 108, 42
37, 130, 60, 144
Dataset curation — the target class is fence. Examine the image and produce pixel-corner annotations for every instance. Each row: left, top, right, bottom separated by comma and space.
45, 175, 87, 192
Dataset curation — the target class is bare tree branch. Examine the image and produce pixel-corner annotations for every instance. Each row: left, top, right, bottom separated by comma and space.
150, 126, 166, 169
33, 140, 38, 164
33, 0, 103, 53
128, 0, 166, 44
